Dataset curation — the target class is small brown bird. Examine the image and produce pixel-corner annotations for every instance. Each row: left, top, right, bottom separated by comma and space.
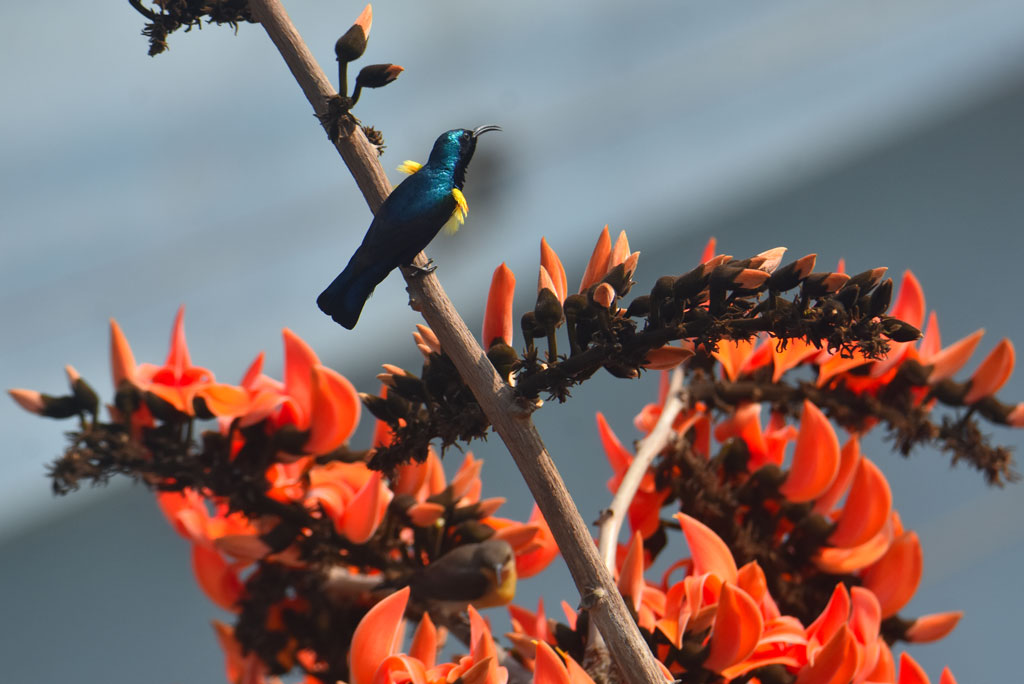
409, 539, 517, 610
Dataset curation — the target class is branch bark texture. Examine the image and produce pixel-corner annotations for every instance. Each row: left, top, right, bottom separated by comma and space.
247, 2, 666, 682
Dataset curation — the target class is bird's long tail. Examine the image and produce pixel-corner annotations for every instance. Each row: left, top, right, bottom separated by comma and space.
317, 260, 385, 330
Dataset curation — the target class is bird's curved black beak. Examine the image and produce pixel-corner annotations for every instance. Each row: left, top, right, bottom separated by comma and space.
472, 124, 502, 138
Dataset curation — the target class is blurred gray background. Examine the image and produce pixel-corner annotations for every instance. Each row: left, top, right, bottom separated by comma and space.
3, 0, 1024, 682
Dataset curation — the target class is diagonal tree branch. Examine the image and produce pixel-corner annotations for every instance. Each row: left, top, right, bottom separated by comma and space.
246, 1, 666, 683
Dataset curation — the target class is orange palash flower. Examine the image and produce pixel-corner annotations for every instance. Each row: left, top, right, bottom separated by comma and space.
482, 263, 516, 349
196, 329, 361, 457
578, 226, 640, 292
110, 306, 215, 415
540, 237, 568, 302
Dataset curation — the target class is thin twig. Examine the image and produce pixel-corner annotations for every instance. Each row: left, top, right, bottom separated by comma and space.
587, 368, 687, 660
245, 2, 666, 682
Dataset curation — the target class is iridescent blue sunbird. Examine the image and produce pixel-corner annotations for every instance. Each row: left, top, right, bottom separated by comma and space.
317, 125, 501, 329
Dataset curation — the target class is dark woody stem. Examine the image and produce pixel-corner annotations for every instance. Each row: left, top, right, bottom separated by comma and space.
246, 2, 668, 683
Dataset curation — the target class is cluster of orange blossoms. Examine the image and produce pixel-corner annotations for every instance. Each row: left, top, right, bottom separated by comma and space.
11, 228, 1023, 684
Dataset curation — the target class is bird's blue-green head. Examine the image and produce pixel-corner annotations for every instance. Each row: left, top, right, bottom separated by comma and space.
426, 125, 501, 188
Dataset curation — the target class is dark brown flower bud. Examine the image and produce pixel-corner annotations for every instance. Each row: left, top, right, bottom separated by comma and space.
625, 295, 650, 318
191, 395, 216, 420
359, 393, 394, 422
486, 342, 518, 384
801, 272, 849, 298
562, 294, 590, 319
882, 318, 922, 343
868, 278, 894, 317
355, 64, 404, 89
767, 254, 816, 292
273, 424, 311, 455
335, 5, 372, 62
672, 265, 708, 301
144, 391, 186, 422
535, 288, 564, 328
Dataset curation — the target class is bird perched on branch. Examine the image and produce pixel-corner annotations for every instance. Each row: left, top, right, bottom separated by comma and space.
408, 538, 517, 611
317, 125, 501, 329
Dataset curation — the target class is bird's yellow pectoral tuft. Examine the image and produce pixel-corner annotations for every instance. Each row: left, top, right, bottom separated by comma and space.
442, 188, 468, 235
396, 160, 423, 175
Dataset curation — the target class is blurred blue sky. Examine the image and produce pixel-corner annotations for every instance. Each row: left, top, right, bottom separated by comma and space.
3, 0, 1024, 682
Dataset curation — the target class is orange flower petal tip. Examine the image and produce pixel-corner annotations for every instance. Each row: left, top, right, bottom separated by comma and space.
827, 456, 892, 549
939, 667, 958, 684
891, 270, 926, 328
340, 471, 392, 544
964, 338, 1015, 404
794, 625, 857, 684
475, 497, 506, 517
674, 512, 738, 582
534, 642, 572, 684
703, 583, 763, 672
1007, 402, 1024, 427
617, 532, 646, 614
643, 343, 695, 370
349, 587, 409, 684
593, 282, 616, 309
540, 237, 568, 302
109, 318, 137, 388
191, 543, 243, 612
482, 263, 516, 349
734, 268, 771, 289
409, 612, 438, 668
793, 253, 817, 278
752, 246, 787, 273
494, 523, 542, 550
896, 652, 929, 684
354, 4, 372, 34
8, 389, 44, 414
905, 611, 962, 643
407, 501, 445, 527
926, 329, 984, 382
699, 237, 717, 264
779, 400, 840, 503
813, 526, 891, 574
863, 530, 922, 617
578, 225, 612, 292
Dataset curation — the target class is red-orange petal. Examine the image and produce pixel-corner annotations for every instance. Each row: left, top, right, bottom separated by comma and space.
703, 583, 763, 672
643, 342, 695, 370
165, 305, 192, 378
109, 318, 137, 388
196, 383, 251, 418
340, 471, 392, 544
863, 530, 923, 617
610, 230, 631, 268
904, 611, 962, 643
540, 237, 568, 302
191, 542, 243, 612
349, 587, 409, 684
282, 329, 319, 417
814, 525, 892, 574
618, 532, 646, 615
305, 365, 361, 454
700, 237, 717, 264
773, 338, 820, 383
714, 339, 757, 382
813, 436, 863, 514
926, 329, 984, 383
675, 512, 737, 583
897, 651, 930, 684
828, 456, 892, 548
736, 561, 768, 605
779, 401, 840, 503
407, 502, 446, 527
482, 263, 516, 349
597, 412, 632, 475
353, 4, 372, 36
939, 667, 958, 684
579, 225, 612, 292
794, 625, 858, 684
964, 338, 1015, 404
890, 270, 926, 329
409, 612, 437, 668
514, 505, 559, 578
534, 642, 571, 684
806, 583, 850, 649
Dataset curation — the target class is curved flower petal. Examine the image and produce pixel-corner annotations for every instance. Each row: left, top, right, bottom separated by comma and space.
372, 655, 427, 684
349, 587, 409, 684
905, 611, 962, 643
813, 436, 862, 514
674, 512, 737, 583
306, 365, 361, 454
191, 542, 243, 612
109, 318, 138, 388
863, 530, 923, 617
540, 238, 568, 302
964, 339, 1015, 404
828, 456, 892, 549
925, 329, 984, 383
579, 226, 612, 292
340, 470, 393, 544
703, 583, 763, 672
897, 652, 930, 684
795, 625, 858, 684
282, 328, 319, 420
618, 532, 646, 614
779, 401, 840, 503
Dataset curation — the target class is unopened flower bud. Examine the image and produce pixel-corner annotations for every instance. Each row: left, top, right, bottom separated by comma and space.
335, 4, 372, 62
355, 63, 404, 89
767, 254, 817, 292
593, 283, 616, 309
672, 265, 708, 302
882, 317, 922, 343
625, 295, 650, 318
868, 278, 894, 317
535, 288, 564, 328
